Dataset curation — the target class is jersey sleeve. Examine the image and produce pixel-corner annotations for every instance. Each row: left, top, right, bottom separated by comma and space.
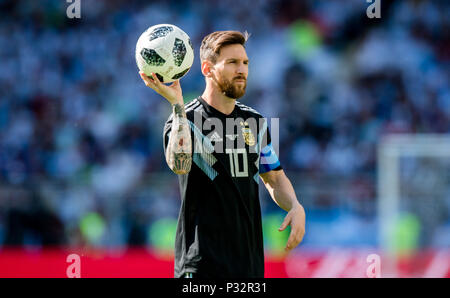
259, 119, 282, 174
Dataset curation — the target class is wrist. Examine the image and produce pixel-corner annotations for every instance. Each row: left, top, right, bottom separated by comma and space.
171, 98, 184, 106
172, 101, 186, 117
290, 201, 302, 212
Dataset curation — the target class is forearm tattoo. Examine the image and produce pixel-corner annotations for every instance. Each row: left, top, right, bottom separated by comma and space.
166, 103, 192, 174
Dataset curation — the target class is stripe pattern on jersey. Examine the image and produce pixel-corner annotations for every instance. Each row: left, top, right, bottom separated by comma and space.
259, 143, 281, 174
187, 118, 218, 181
235, 101, 262, 117
185, 99, 201, 111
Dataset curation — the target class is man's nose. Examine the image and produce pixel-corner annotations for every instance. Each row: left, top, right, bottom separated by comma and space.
236, 63, 247, 75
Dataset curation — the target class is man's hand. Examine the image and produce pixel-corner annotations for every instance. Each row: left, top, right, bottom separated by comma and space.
279, 203, 306, 252
139, 71, 183, 105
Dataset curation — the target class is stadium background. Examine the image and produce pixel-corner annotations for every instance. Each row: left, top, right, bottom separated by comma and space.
0, 0, 449, 277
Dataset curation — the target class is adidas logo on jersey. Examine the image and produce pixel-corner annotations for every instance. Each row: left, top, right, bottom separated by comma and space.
209, 131, 223, 142
226, 134, 238, 141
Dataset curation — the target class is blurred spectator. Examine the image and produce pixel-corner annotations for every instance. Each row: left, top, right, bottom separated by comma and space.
4, 188, 65, 246
0, 0, 448, 249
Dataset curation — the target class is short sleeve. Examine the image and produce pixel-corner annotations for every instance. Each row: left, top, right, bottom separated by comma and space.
259, 121, 282, 174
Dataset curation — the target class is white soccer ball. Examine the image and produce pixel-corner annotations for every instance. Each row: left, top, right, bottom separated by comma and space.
135, 24, 194, 83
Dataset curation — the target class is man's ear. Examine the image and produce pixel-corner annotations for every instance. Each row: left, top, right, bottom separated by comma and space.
201, 60, 214, 77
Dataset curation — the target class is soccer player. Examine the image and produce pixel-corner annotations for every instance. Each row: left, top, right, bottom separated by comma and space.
139, 31, 305, 278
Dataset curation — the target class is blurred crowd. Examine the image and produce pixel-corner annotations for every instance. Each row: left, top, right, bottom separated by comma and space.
0, 0, 449, 250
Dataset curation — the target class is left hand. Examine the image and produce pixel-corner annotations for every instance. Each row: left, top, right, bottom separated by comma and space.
279, 204, 306, 252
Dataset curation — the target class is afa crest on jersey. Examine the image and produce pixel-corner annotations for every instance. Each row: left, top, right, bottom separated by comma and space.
240, 121, 255, 146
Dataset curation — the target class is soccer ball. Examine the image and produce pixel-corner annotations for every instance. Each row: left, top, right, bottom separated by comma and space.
135, 24, 194, 83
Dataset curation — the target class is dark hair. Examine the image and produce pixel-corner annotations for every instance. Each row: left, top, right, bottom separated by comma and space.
200, 31, 250, 64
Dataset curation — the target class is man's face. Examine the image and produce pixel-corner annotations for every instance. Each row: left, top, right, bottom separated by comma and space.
211, 44, 249, 99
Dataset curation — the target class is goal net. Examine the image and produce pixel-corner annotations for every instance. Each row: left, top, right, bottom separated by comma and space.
378, 134, 450, 277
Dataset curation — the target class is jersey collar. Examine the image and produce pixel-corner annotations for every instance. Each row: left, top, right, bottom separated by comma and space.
197, 96, 238, 119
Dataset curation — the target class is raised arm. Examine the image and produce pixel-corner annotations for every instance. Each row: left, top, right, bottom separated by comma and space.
139, 71, 192, 174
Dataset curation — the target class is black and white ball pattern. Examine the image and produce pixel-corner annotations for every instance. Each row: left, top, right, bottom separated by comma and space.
136, 24, 194, 83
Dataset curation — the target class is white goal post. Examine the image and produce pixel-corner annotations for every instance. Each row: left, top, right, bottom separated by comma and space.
377, 133, 450, 276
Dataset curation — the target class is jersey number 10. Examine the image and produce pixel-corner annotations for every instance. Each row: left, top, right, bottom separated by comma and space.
226, 148, 248, 177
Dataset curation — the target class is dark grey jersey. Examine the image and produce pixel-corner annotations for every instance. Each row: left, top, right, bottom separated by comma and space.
163, 96, 282, 278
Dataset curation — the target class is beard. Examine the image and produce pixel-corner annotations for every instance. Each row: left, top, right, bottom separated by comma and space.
215, 74, 247, 99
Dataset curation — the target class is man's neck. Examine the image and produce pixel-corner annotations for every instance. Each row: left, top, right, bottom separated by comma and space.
201, 85, 236, 115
